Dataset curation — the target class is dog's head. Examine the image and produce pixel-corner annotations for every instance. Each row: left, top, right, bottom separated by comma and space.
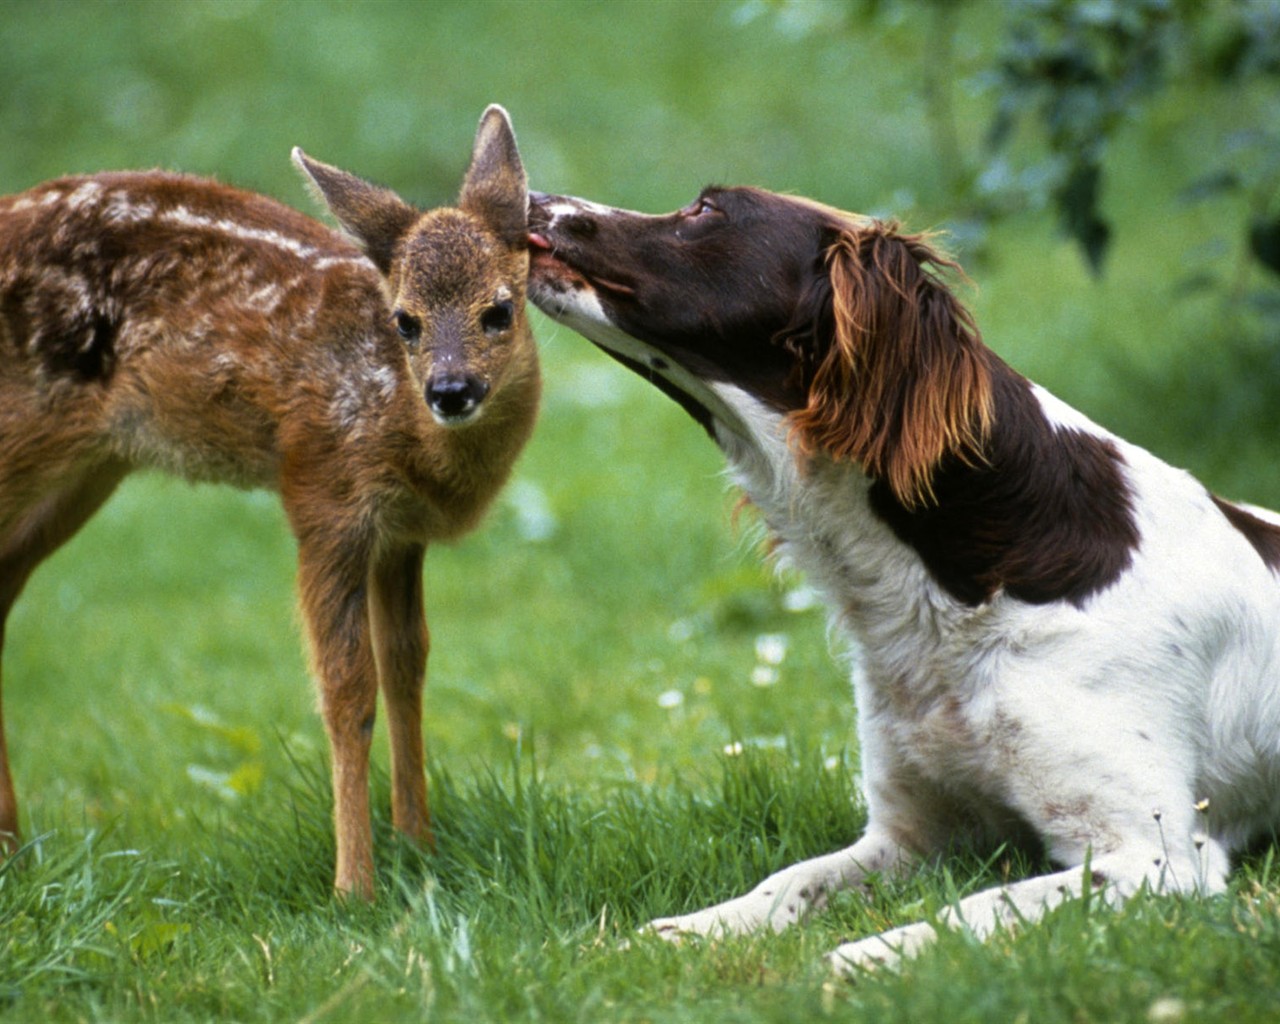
528, 187, 993, 507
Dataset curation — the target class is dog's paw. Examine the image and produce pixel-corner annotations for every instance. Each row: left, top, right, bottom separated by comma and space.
640, 912, 726, 943
620, 911, 732, 951
638, 886, 811, 945
827, 936, 903, 977
827, 922, 937, 978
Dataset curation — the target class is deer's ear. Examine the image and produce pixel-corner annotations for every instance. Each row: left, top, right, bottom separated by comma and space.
458, 105, 528, 249
292, 148, 417, 273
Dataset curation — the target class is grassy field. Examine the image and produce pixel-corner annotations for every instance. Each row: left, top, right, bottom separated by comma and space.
2, 2, 1279, 1021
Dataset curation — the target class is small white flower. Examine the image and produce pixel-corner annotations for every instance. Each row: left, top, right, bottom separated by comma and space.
657, 689, 684, 709
668, 618, 695, 643
754, 633, 789, 665
751, 665, 779, 687
1146, 996, 1186, 1024
783, 586, 819, 612
723, 741, 744, 756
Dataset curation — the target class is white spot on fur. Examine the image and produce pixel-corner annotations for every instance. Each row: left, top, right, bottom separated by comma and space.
242, 282, 285, 315
104, 192, 156, 224
329, 352, 399, 434
161, 205, 373, 274
66, 180, 104, 210
315, 254, 371, 272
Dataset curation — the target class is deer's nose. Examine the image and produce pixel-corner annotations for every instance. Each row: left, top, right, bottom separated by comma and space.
426, 373, 489, 425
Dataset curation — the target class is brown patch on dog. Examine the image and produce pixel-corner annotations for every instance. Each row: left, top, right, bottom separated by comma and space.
869, 370, 1139, 606
786, 223, 994, 510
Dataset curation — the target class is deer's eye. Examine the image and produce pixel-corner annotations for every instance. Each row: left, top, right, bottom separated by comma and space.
394, 310, 422, 345
481, 300, 514, 335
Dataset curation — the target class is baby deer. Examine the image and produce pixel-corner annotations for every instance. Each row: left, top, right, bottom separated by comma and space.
0, 105, 540, 897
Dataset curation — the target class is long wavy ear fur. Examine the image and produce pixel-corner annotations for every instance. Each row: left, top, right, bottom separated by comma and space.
786, 222, 994, 508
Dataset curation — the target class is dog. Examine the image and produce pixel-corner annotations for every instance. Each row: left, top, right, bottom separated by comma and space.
526, 185, 1280, 972
0, 106, 540, 898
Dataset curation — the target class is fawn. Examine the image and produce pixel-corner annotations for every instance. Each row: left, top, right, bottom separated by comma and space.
0, 105, 540, 897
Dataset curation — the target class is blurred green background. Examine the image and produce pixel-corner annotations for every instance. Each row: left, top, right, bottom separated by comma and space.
1, 0, 1277, 833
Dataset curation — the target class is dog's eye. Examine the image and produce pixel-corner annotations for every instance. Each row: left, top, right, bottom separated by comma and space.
481, 300, 515, 335
675, 196, 723, 241
393, 310, 422, 346
682, 197, 717, 219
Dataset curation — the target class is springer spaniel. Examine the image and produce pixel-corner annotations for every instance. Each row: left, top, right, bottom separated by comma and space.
526, 186, 1280, 973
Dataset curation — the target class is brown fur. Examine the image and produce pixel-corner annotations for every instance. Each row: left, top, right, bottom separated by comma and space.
0, 105, 539, 898
787, 222, 994, 509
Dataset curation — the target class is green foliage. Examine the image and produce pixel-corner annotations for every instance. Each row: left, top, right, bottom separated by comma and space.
986, 0, 1182, 272
986, 0, 1280, 308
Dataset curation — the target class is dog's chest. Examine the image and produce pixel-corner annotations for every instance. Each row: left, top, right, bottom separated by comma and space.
734, 452, 952, 643
728, 448, 1024, 794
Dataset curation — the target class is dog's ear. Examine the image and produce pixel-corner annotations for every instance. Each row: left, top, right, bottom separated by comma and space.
787, 222, 993, 508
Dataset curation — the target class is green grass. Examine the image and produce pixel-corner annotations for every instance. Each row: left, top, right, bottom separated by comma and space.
5, 755, 1280, 1022
3, 2, 1280, 1021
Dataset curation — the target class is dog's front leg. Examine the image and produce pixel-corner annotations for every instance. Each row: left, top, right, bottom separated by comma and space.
368, 543, 433, 849
646, 828, 913, 940
826, 835, 1231, 976
826, 862, 1113, 975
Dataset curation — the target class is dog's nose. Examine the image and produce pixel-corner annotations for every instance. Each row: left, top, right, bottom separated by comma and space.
426, 373, 489, 424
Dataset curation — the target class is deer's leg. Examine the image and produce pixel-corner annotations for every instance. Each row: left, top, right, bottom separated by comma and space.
289, 505, 380, 899
369, 543, 432, 848
0, 463, 125, 853
0, 620, 16, 855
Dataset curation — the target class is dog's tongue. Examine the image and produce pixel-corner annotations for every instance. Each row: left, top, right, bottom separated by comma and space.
528, 232, 552, 250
